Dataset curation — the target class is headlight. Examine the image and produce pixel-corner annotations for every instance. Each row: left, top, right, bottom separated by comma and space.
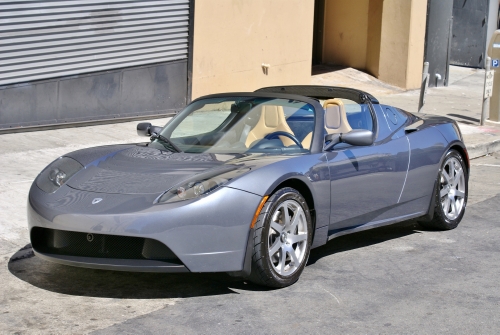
36, 157, 83, 193
157, 167, 250, 204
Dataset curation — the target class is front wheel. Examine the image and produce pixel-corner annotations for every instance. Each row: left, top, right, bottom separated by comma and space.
419, 149, 468, 230
248, 187, 312, 288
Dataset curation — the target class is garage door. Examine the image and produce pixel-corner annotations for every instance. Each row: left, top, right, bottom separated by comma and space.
0, 0, 189, 86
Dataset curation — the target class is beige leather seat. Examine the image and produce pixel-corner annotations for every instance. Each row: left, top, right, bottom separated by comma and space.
245, 105, 296, 147
301, 98, 352, 149
323, 98, 352, 134
301, 132, 313, 149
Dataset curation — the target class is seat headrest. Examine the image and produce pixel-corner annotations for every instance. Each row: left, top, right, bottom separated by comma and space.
257, 105, 280, 127
325, 105, 341, 129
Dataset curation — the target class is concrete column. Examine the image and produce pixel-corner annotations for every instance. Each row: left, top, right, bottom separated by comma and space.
377, 0, 428, 90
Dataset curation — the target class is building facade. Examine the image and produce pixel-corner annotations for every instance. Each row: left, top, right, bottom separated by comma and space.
0, 0, 497, 130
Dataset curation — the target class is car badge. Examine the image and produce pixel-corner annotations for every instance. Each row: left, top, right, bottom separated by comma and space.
92, 198, 103, 205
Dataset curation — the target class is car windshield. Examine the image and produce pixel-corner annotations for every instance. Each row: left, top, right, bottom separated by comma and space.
152, 97, 315, 154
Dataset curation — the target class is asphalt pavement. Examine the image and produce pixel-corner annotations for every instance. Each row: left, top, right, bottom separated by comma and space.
4, 153, 499, 334
93, 191, 500, 334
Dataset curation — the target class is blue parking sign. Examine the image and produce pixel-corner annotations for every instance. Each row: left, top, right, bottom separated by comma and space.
493, 59, 499, 68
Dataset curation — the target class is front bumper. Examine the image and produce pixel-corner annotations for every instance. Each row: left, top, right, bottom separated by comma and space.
28, 184, 261, 273
35, 252, 189, 273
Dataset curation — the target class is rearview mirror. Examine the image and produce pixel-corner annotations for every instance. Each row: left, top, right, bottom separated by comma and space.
324, 129, 374, 151
137, 122, 162, 137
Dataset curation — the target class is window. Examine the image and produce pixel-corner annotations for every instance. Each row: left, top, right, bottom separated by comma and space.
171, 102, 232, 138
343, 100, 373, 131
157, 97, 315, 154
321, 98, 373, 135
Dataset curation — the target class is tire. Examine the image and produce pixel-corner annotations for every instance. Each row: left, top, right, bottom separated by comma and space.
247, 187, 313, 288
419, 149, 468, 230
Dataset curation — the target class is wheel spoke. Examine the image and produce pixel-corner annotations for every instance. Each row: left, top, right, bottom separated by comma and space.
289, 233, 307, 244
282, 204, 290, 227
442, 170, 451, 184
455, 190, 465, 198
442, 196, 450, 213
454, 168, 463, 187
440, 187, 448, 198
289, 248, 299, 267
269, 240, 281, 257
289, 207, 304, 230
279, 249, 287, 274
270, 221, 283, 234
451, 200, 458, 216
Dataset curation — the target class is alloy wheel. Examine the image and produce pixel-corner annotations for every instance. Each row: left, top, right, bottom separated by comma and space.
268, 199, 308, 276
439, 156, 466, 220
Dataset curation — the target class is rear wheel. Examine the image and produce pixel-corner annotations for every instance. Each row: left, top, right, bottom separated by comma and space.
248, 187, 312, 288
419, 149, 468, 230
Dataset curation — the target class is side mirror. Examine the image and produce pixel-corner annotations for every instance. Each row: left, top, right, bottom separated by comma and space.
323, 129, 374, 151
137, 122, 162, 137
341, 129, 374, 146
137, 122, 152, 136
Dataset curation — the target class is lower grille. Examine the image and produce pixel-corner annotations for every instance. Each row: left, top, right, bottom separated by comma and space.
31, 227, 182, 264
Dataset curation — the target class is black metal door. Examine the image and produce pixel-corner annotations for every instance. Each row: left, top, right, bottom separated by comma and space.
451, 0, 489, 68
424, 0, 454, 87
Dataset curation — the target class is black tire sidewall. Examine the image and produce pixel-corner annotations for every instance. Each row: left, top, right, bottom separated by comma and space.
258, 188, 313, 287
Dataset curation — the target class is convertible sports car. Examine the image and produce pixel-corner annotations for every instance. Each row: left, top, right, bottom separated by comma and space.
28, 85, 469, 288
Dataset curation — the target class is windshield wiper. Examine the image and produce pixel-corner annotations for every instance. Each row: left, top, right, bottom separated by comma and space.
150, 132, 182, 153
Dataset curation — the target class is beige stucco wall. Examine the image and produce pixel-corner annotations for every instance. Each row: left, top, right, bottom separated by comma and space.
191, 0, 315, 99
322, 0, 370, 69
378, 0, 427, 89
405, 0, 428, 89
366, 0, 383, 77
320, 0, 427, 90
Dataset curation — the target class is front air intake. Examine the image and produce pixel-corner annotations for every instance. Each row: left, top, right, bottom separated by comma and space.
31, 227, 182, 264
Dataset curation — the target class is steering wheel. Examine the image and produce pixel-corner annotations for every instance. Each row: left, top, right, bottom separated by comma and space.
264, 131, 303, 148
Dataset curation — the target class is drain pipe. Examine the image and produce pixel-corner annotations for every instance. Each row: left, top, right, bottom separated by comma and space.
435, 73, 442, 86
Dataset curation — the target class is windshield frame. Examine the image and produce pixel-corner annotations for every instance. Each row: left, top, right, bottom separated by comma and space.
159, 92, 325, 155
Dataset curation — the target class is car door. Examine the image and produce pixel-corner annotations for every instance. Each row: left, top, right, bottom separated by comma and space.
325, 103, 410, 234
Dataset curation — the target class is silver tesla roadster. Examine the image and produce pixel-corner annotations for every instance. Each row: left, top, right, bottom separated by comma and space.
28, 86, 469, 287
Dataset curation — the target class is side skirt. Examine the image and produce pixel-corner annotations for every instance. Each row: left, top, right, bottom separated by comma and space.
327, 211, 426, 241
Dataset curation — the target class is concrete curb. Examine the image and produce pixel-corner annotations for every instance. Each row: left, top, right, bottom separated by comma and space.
467, 139, 500, 159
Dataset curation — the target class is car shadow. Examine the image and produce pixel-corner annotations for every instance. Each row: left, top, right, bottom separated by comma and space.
8, 220, 425, 298
7, 245, 276, 298
446, 113, 480, 124
307, 220, 423, 266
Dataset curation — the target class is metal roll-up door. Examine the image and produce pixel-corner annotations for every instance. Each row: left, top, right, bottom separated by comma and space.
0, 0, 190, 86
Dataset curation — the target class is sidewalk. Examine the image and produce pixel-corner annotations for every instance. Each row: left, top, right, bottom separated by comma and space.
312, 65, 500, 158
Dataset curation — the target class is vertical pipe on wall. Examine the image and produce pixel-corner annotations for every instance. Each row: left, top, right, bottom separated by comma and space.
186, 0, 195, 104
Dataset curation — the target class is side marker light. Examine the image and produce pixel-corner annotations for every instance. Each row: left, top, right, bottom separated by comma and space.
250, 195, 269, 229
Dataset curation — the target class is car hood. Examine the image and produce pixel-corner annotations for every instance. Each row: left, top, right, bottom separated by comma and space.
65, 145, 292, 195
